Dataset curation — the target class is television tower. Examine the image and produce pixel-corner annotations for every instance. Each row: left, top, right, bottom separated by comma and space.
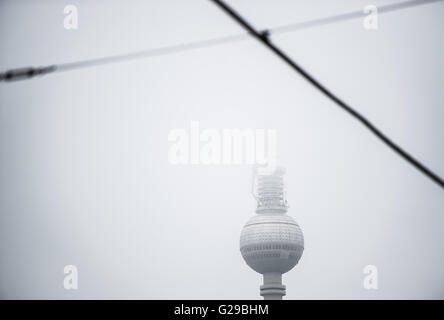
240, 167, 304, 299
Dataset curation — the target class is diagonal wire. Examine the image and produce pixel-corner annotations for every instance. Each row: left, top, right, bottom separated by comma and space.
1, 0, 443, 81
209, 0, 444, 189
271, 0, 444, 35
0, 33, 249, 81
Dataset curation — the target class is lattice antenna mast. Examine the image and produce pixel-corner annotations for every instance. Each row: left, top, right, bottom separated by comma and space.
252, 167, 288, 213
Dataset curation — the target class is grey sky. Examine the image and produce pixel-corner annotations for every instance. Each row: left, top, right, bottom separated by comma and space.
0, 0, 443, 299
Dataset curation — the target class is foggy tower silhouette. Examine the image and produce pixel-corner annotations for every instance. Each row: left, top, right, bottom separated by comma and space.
240, 167, 304, 299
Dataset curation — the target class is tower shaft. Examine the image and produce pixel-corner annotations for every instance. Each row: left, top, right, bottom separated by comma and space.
260, 272, 286, 300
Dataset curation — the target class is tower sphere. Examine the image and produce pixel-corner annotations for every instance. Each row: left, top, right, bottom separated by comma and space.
240, 213, 304, 274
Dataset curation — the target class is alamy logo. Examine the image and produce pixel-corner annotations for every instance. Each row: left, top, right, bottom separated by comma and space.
63, 265, 78, 290
363, 265, 378, 290
363, 5, 378, 30
64, 5, 78, 30
168, 121, 277, 174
